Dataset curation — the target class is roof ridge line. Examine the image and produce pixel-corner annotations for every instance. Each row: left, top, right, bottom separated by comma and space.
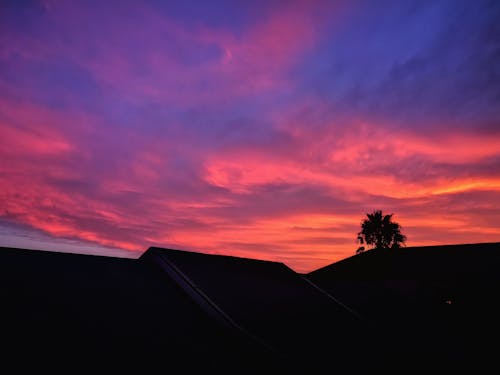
149, 251, 279, 356
301, 276, 365, 321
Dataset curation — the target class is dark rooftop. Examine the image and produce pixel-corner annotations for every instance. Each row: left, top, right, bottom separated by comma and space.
306, 242, 500, 371
0, 246, 278, 373
141, 247, 372, 372
3, 242, 498, 372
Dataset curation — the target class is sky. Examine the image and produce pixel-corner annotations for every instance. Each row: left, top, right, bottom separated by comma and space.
1, 0, 499, 273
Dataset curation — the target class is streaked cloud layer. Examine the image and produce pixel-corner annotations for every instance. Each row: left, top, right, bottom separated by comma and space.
1, 0, 499, 272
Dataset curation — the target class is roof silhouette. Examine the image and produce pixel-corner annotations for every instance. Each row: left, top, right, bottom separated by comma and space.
306, 242, 500, 371
0, 246, 277, 373
3, 242, 498, 372
141, 247, 371, 371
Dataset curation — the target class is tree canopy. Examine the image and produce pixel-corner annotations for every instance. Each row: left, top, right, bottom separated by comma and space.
356, 210, 406, 253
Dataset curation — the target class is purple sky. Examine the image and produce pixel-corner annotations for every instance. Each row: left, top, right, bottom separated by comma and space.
1, 0, 499, 272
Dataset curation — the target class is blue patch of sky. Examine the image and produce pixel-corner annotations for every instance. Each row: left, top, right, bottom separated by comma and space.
289, 0, 500, 130
148, 0, 276, 37
0, 56, 105, 112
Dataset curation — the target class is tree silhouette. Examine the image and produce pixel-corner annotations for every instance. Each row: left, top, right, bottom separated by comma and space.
356, 210, 406, 253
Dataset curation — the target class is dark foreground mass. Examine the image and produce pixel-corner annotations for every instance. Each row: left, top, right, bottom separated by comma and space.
1, 243, 499, 373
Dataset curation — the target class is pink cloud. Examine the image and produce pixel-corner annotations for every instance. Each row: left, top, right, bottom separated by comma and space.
4, 1, 334, 106
1, 1, 499, 273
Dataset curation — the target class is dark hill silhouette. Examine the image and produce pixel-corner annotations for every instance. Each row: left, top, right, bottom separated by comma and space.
306, 242, 500, 371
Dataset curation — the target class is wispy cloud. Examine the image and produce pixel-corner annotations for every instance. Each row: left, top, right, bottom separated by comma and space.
1, 0, 499, 272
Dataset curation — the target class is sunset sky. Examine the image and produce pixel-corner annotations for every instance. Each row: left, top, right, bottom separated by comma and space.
1, 0, 499, 273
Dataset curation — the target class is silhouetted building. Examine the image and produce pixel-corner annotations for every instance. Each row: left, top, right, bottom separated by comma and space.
0, 246, 370, 373
2, 242, 498, 373
306, 242, 500, 371
141, 247, 370, 372
0, 247, 274, 373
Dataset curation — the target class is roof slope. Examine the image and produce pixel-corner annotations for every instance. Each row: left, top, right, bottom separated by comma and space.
0, 246, 278, 373
306, 242, 500, 370
142, 247, 375, 372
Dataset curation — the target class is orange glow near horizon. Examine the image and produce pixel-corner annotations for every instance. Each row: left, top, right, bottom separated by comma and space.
1, 97, 500, 272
